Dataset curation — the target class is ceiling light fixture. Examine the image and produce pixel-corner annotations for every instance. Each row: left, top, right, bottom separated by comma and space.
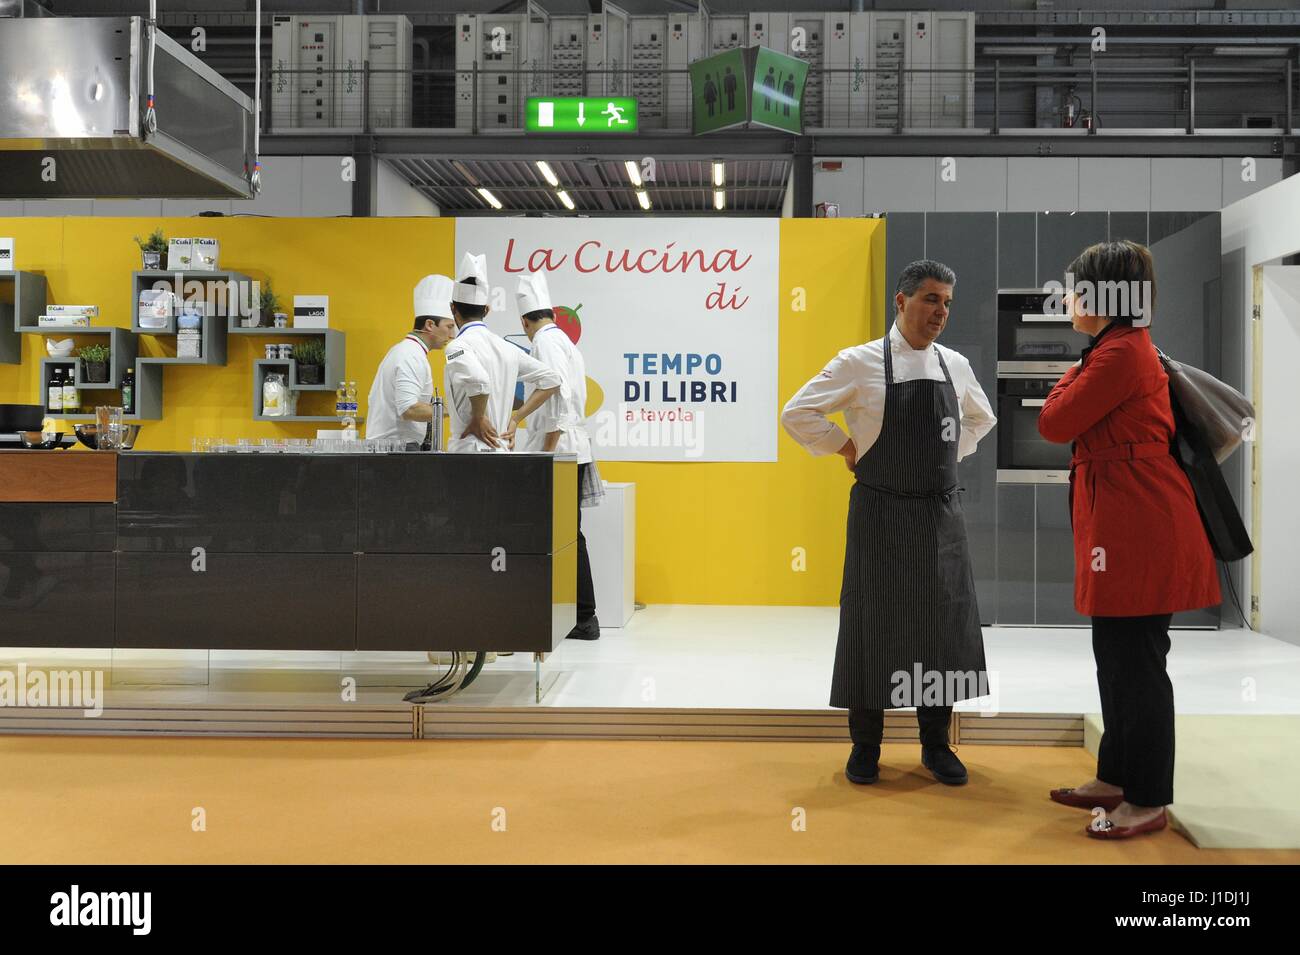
557, 189, 575, 210
536, 161, 559, 187
636, 190, 651, 211
476, 187, 503, 210
625, 160, 643, 187
714, 189, 726, 211
712, 161, 725, 187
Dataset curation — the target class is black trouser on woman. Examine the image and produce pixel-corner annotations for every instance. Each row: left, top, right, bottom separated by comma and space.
576, 462, 597, 626
1092, 613, 1175, 807
848, 706, 952, 750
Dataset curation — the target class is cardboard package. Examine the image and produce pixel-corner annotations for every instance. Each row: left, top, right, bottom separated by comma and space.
293, 295, 329, 329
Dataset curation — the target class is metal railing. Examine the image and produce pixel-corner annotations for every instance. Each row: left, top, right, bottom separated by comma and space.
260, 59, 1299, 136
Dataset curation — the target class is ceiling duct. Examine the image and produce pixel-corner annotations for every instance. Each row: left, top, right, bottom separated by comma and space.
0, 17, 254, 199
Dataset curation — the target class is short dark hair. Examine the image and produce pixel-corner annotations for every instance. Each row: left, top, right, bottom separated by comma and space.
453, 277, 489, 321
522, 308, 554, 323
1066, 240, 1156, 326
414, 316, 452, 331
895, 259, 956, 298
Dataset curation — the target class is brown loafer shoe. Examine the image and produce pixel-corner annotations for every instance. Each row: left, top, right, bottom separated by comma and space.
1085, 807, 1168, 840
1050, 788, 1123, 813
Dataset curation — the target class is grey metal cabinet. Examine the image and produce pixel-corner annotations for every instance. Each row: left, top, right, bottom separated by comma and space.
995, 483, 1035, 625
115, 552, 357, 650
997, 213, 1036, 289
1036, 211, 1108, 288
924, 213, 999, 625
0, 552, 115, 648
117, 454, 359, 554
0, 502, 116, 647
1036, 483, 1087, 626
356, 545, 577, 653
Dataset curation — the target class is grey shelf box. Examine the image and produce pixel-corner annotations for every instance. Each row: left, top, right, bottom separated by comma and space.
4, 270, 49, 363
35, 326, 138, 391
252, 357, 363, 424
38, 355, 153, 422
132, 270, 238, 364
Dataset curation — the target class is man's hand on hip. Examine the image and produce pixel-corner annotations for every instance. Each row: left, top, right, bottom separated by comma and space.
839, 437, 858, 472
462, 415, 503, 449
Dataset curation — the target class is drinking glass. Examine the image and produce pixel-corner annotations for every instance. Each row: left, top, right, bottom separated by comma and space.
95, 406, 124, 451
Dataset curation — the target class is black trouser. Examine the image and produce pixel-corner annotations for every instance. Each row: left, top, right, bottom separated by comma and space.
848, 706, 952, 750
576, 462, 596, 625
1092, 613, 1175, 807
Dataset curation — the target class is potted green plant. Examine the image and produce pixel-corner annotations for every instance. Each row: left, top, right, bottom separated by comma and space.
134, 228, 167, 270
78, 343, 110, 384
253, 283, 281, 328
294, 339, 326, 385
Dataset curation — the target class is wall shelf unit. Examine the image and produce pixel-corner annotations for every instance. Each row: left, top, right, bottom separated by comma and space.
3, 271, 49, 363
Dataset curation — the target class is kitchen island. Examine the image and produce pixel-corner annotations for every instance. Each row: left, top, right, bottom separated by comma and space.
0, 450, 577, 653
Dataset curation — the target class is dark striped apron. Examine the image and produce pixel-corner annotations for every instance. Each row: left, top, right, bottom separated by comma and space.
829, 330, 988, 710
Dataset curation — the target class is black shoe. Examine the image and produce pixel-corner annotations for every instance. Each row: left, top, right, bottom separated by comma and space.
566, 617, 601, 641
921, 745, 968, 786
845, 744, 880, 784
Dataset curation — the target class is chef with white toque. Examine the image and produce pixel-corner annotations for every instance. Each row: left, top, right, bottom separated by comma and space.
445, 251, 562, 452
517, 270, 603, 640
366, 273, 457, 448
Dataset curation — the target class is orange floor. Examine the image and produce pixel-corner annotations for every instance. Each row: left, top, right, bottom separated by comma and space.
2, 735, 1295, 864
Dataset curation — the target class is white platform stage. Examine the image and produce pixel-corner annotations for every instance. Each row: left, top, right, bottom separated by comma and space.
1, 606, 1297, 740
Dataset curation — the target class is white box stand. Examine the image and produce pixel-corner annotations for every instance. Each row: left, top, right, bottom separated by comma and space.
584, 481, 635, 628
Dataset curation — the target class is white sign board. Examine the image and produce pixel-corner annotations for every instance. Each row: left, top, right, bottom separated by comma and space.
454, 218, 779, 462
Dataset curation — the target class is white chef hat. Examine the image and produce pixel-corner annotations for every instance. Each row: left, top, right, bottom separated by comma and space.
413, 274, 454, 320
453, 252, 490, 307
516, 272, 552, 316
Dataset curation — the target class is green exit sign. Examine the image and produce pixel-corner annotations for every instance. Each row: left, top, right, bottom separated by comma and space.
526, 97, 639, 133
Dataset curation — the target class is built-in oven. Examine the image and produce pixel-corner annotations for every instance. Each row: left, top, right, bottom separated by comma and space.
997, 288, 1090, 376
996, 376, 1071, 483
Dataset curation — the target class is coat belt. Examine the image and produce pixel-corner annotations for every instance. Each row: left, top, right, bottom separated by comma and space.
1072, 441, 1169, 465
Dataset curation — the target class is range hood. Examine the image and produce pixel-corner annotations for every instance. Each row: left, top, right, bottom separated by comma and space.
0, 16, 254, 199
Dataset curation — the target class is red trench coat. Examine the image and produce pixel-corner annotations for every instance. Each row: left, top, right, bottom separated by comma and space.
1038, 323, 1221, 617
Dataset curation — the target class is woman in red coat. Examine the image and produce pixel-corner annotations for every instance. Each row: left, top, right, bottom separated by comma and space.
1037, 240, 1220, 840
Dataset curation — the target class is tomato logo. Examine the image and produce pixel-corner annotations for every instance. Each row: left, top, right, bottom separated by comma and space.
553, 303, 583, 343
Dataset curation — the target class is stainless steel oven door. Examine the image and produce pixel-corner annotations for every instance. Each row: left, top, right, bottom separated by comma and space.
997, 289, 1089, 376
996, 387, 1071, 484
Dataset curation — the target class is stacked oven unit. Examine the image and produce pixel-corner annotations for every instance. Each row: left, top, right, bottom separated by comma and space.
995, 289, 1089, 485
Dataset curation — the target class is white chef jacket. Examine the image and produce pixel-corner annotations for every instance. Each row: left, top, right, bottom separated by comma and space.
366, 333, 433, 445
518, 323, 593, 464
782, 322, 996, 463
444, 321, 562, 453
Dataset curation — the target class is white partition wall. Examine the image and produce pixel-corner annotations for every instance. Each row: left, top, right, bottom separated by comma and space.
1222, 173, 1300, 647
1258, 267, 1300, 646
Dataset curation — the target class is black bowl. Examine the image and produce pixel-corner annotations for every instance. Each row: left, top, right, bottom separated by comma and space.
0, 404, 47, 433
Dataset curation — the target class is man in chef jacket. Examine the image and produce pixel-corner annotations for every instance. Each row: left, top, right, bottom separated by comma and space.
366, 274, 457, 447
444, 251, 562, 452
517, 271, 602, 640
781, 259, 996, 789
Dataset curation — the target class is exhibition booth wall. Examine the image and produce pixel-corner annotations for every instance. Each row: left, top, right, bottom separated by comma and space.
1222, 176, 1300, 647
0, 216, 886, 607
